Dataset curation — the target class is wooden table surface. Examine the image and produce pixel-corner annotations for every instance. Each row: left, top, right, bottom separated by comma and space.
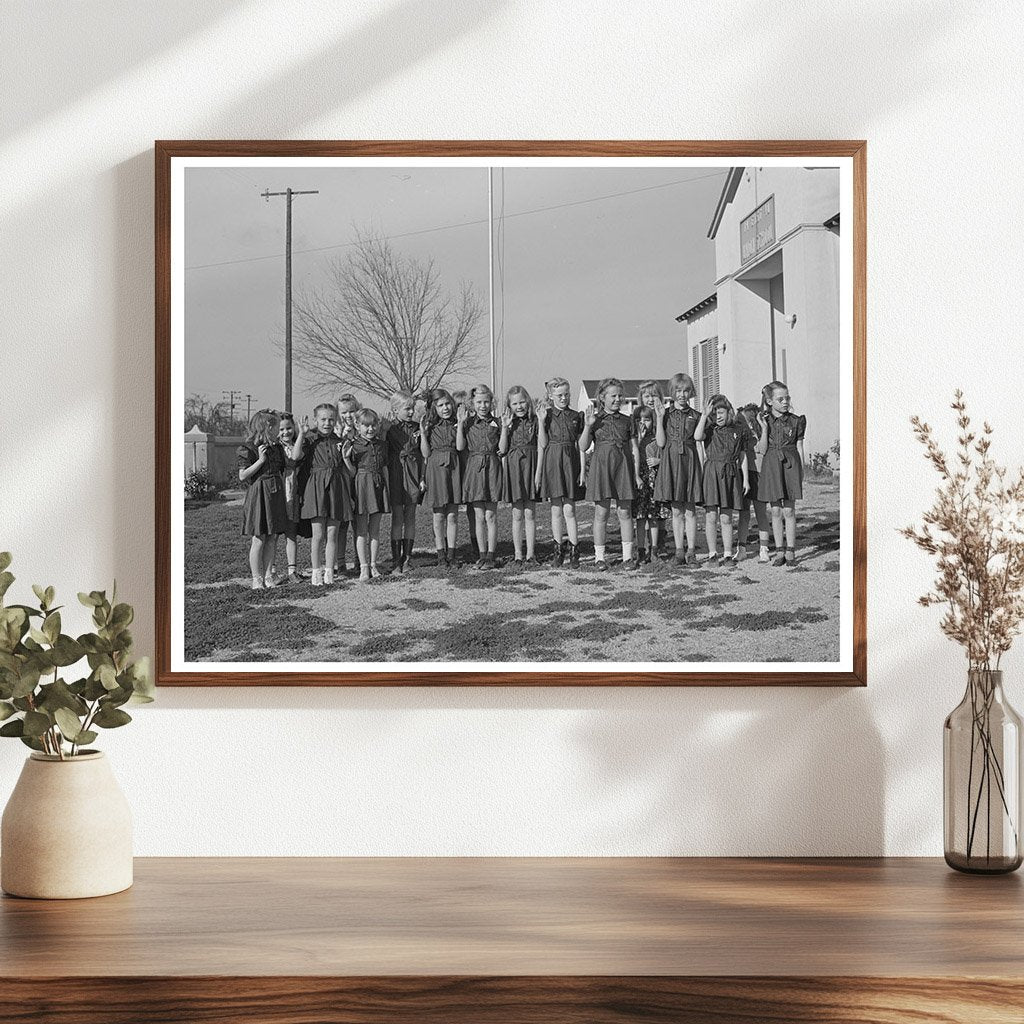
2, 857, 1023, 1023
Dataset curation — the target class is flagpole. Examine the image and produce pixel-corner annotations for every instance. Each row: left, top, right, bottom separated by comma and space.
488, 167, 495, 394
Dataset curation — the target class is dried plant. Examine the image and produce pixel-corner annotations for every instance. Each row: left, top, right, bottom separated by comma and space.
902, 391, 1024, 671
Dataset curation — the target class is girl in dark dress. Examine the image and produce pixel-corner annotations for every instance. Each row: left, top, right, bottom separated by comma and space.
500, 385, 539, 565
267, 414, 301, 585
458, 383, 505, 570
420, 388, 462, 567
694, 395, 750, 566
332, 394, 360, 576
343, 408, 390, 582
237, 409, 290, 590
736, 404, 771, 563
655, 372, 704, 565
385, 390, 424, 574
580, 378, 643, 571
631, 406, 670, 563
294, 402, 350, 586
755, 381, 806, 566
535, 377, 585, 568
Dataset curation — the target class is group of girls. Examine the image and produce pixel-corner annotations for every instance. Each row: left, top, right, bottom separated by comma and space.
235, 375, 806, 588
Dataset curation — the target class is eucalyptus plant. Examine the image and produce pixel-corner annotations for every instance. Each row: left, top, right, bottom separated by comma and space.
0, 552, 153, 759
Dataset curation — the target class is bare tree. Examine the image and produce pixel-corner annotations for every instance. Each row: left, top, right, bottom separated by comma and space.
292, 232, 484, 400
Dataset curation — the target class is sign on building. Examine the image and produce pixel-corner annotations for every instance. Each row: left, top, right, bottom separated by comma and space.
740, 195, 776, 265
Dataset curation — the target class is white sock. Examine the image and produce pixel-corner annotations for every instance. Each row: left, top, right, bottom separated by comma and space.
595, 545, 606, 561
622, 542, 633, 560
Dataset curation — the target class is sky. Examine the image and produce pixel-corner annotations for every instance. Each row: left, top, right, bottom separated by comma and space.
184, 164, 725, 417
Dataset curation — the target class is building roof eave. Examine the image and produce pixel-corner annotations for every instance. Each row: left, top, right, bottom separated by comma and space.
674, 292, 717, 323
708, 167, 744, 239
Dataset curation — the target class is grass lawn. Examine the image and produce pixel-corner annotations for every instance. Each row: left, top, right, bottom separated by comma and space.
183, 480, 842, 665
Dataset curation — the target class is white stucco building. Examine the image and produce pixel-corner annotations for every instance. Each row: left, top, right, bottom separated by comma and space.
677, 167, 840, 457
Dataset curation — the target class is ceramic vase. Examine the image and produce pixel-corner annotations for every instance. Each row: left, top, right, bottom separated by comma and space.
1, 751, 133, 899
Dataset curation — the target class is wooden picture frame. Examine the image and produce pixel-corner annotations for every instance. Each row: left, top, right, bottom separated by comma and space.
156, 140, 866, 686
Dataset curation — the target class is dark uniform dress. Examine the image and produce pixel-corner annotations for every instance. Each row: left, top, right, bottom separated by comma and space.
758, 412, 806, 502
737, 419, 760, 509
654, 405, 703, 505
538, 407, 584, 502
586, 412, 635, 502
237, 442, 290, 536
461, 415, 504, 503
349, 437, 390, 515
299, 432, 352, 523
503, 416, 538, 503
423, 419, 462, 508
633, 428, 670, 521
385, 420, 423, 506
701, 422, 747, 511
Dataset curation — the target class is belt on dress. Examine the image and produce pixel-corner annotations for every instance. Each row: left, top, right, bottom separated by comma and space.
595, 440, 626, 450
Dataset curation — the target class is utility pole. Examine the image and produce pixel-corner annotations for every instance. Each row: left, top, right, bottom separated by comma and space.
222, 390, 241, 431
262, 187, 319, 412
245, 393, 254, 422
487, 168, 495, 394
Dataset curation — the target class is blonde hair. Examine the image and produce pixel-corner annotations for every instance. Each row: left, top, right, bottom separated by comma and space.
595, 377, 624, 412
668, 373, 696, 399
355, 408, 380, 427
637, 379, 664, 401
336, 393, 361, 413
505, 384, 537, 423
390, 390, 414, 412
545, 377, 570, 397
760, 380, 788, 414
469, 383, 495, 409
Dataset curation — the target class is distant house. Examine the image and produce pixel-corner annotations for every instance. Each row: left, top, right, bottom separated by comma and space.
577, 379, 671, 417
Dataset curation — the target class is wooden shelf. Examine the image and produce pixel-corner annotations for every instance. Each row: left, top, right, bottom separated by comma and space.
2, 857, 1022, 1022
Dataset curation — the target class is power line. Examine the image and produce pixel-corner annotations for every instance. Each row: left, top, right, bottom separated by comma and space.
184, 171, 727, 272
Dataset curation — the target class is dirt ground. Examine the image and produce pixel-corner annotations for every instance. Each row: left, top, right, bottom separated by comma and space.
183, 479, 841, 664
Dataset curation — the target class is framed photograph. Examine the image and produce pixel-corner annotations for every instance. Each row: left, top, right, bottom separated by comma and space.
156, 141, 865, 686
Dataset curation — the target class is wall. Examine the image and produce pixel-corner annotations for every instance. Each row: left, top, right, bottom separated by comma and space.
2, 0, 1023, 856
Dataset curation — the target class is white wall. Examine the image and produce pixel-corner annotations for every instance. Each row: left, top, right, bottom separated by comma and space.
2, 0, 1023, 856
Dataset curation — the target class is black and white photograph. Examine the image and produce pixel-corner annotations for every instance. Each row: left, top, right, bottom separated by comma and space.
163, 147, 860, 680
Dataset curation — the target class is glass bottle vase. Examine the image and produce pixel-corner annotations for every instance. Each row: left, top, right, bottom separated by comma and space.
944, 669, 1023, 873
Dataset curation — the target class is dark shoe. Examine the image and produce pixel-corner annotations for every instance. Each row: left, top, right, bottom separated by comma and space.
483, 553, 495, 570
595, 559, 609, 572
552, 541, 565, 568
685, 552, 698, 566
705, 553, 719, 566
512, 557, 524, 568
772, 551, 787, 567
402, 538, 415, 571
674, 551, 686, 566
642, 548, 653, 564
785, 548, 797, 566
568, 543, 580, 569
525, 555, 541, 567
435, 550, 446, 567
625, 556, 641, 571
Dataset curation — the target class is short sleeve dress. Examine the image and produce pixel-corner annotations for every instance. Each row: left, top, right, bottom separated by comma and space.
461, 415, 504, 503
237, 442, 289, 537
503, 416, 538, 503
386, 419, 423, 506
757, 412, 806, 502
423, 419, 462, 508
586, 412, 635, 502
538, 407, 584, 502
736, 418, 760, 507
701, 421, 747, 511
349, 436, 390, 515
299, 432, 353, 523
653, 405, 703, 505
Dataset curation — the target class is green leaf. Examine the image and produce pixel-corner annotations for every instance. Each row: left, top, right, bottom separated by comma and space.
42, 611, 60, 644
74, 730, 98, 746
19, 734, 45, 752
32, 584, 46, 606
50, 635, 85, 668
0, 606, 27, 652
0, 552, 11, 573
54, 707, 85, 742
0, 572, 14, 602
79, 633, 111, 655
11, 665, 41, 699
83, 674, 108, 701
36, 678, 88, 717
0, 718, 24, 737
28, 627, 49, 646
0, 651, 19, 674
0, 700, 15, 721
44, 586, 55, 608
93, 705, 132, 729
22, 710, 51, 738
78, 592, 100, 608
98, 663, 118, 690
12, 697, 33, 712
110, 603, 133, 629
